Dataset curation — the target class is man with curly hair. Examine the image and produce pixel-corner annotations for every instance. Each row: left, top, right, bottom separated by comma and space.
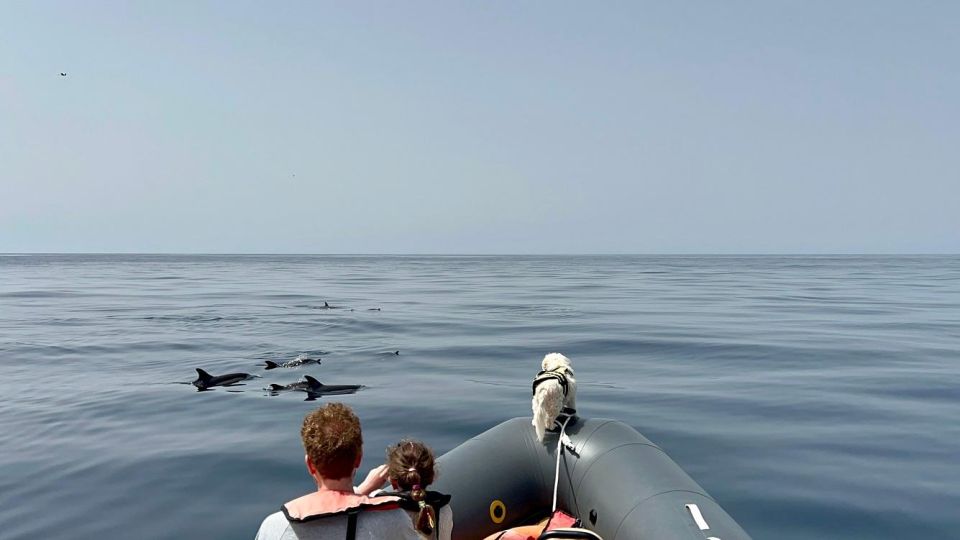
255, 403, 420, 539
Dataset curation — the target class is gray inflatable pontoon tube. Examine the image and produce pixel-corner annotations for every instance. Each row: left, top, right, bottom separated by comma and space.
433, 417, 751, 540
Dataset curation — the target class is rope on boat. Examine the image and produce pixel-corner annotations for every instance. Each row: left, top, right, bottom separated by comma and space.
551, 414, 574, 513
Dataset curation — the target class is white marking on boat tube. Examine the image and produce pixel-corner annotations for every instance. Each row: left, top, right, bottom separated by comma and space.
707, 537, 721, 540
685, 503, 710, 530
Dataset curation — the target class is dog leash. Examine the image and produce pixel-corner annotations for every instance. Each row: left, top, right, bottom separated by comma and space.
551, 414, 576, 513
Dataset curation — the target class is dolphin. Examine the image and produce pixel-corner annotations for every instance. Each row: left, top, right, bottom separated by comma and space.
268, 378, 315, 392
268, 375, 363, 398
193, 368, 255, 390
263, 357, 321, 370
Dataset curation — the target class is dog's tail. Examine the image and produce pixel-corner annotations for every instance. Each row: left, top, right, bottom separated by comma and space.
532, 379, 565, 442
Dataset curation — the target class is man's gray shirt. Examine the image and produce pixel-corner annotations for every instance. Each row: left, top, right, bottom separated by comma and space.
255, 507, 421, 540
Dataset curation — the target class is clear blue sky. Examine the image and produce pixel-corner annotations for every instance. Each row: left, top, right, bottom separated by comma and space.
2, 1, 957, 253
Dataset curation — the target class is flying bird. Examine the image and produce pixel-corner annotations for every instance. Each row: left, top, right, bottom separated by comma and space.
60, 72, 67, 77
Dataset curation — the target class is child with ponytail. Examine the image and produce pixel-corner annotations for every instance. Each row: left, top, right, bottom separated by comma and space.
385, 439, 453, 540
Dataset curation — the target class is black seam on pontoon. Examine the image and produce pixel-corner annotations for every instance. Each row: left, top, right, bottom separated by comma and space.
611, 489, 713, 540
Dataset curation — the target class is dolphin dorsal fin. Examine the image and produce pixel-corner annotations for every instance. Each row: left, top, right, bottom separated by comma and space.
303, 375, 322, 387
264, 361, 278, 369
196, 368, 212, 380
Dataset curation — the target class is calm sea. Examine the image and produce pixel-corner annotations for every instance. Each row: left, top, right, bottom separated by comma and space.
0, 255, 957, 539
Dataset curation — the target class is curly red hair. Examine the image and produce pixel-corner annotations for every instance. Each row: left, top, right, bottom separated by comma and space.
301, 403, 362, 479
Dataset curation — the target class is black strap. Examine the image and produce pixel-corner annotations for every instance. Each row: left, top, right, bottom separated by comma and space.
532, 370, 568, 396
378, 490, 452, 512
345, 509, 358, 540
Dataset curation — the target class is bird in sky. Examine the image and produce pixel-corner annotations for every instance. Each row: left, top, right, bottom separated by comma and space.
59, 72, 67, 77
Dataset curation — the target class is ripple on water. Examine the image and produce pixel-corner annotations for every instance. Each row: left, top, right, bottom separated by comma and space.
0, 255, 958, 540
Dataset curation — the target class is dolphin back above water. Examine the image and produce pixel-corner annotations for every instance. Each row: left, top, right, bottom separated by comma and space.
303, 375, 363, 395
263, 357, 321, 370
267, 375, 363, 397
193, 368, 255, 390
268, 378, 312, 392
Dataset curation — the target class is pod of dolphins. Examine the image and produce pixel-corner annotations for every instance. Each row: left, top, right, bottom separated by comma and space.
192, 360, 366, 399
189, 301, 386, 399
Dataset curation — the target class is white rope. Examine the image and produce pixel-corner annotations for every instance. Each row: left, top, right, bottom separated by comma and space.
551, 414, 573, 513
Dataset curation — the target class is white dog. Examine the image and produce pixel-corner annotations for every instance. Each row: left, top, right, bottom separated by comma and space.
531, 352, 577, 442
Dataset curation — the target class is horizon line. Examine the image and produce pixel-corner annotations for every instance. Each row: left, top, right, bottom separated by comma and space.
2, 252, 958, 257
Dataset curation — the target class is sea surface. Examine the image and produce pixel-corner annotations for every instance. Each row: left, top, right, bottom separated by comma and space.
0, 255, 957, 539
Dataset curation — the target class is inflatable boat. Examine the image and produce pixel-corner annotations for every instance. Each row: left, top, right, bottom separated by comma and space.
433, 415, 751, 540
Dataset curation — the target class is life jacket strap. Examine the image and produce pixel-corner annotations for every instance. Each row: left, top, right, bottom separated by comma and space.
345, 508, 358, 540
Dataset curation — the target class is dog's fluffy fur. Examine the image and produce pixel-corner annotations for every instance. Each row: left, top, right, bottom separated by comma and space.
532, 352, 577, 442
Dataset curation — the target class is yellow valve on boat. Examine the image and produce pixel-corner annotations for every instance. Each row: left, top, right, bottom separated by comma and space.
489, 499, 506, 524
